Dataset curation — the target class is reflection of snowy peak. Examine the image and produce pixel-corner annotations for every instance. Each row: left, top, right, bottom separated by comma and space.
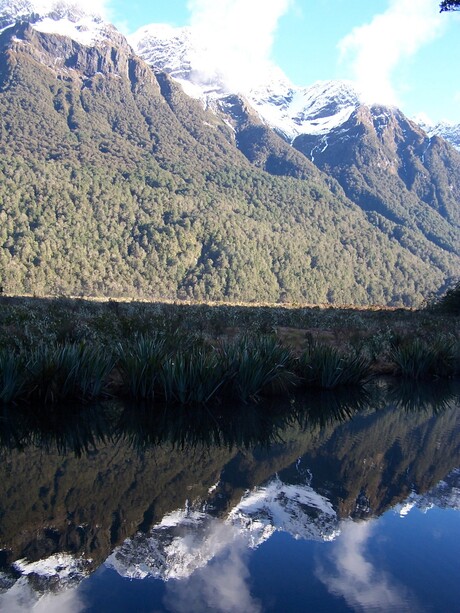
106, 477, 339, 582
2, 469, 460, 606
229, 477, 339, 543
106, 510, 234, 581
398, 468, 460, 517
13, 553, 92, 588
0, 553, 92, 610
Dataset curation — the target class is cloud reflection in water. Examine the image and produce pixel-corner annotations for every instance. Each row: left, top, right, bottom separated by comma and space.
162, 524, 260, 613
315, 519, 422, 613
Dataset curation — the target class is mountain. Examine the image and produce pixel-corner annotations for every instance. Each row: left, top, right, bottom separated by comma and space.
0, 4, 458, 305
131, 24, 460, 304
293, 105, 460, 258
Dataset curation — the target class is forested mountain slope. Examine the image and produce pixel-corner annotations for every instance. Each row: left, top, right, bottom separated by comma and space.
294, 105, 460, 257
0, 14, 458, 305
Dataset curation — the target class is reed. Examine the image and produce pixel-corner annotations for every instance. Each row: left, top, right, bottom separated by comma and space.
297, 344, 371, 389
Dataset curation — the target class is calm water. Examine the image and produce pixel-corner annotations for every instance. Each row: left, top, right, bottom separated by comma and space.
0, 382, 459, 612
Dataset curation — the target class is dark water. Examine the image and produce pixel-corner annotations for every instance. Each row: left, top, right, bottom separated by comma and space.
0, 382, 459, 612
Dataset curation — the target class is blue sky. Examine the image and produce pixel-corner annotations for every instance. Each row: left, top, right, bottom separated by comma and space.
105, 0, 460, 123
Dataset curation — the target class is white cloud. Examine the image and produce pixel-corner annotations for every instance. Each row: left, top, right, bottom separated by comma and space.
186, 0, 292, 92
338, 0, 445, 105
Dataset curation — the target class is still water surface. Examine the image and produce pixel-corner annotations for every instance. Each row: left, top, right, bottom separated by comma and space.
0, 383, 459, 612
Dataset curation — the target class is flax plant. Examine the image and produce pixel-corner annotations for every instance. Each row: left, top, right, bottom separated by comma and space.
26, 343, 114, 404
117, 334, 167, 399
159, 347, 228, 404
298, 344, 371, 389
219, 335, 296, 402
0, 351, 25, 404
390, 338, 456, 380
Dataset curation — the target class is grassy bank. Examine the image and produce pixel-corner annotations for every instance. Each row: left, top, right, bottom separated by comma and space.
0, 295, 458, 406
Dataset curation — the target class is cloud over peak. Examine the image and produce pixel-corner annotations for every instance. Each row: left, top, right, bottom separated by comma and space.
186, 0, 292, 92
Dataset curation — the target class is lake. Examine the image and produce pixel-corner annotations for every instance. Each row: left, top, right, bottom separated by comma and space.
0, 382, 459, 612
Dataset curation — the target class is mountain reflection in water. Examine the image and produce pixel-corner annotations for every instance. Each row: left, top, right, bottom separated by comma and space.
0, 381, 459, 612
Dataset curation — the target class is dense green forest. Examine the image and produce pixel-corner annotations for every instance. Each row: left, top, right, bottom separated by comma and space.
0, 24, 458, 305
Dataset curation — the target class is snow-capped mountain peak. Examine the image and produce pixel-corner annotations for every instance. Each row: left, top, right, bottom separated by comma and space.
129, 23, 193, 80
413, 115, 460, 151
0, 0, 103, 22
0, 0, 115, 47
249, 78, 362, 140
129, 24, 364, 141
129, 22, 239, 100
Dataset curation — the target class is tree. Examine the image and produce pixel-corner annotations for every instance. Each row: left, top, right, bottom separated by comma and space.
440, 1, 460, 11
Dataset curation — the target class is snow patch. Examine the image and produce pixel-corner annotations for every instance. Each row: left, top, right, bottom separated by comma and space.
32, 16, 105, 46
